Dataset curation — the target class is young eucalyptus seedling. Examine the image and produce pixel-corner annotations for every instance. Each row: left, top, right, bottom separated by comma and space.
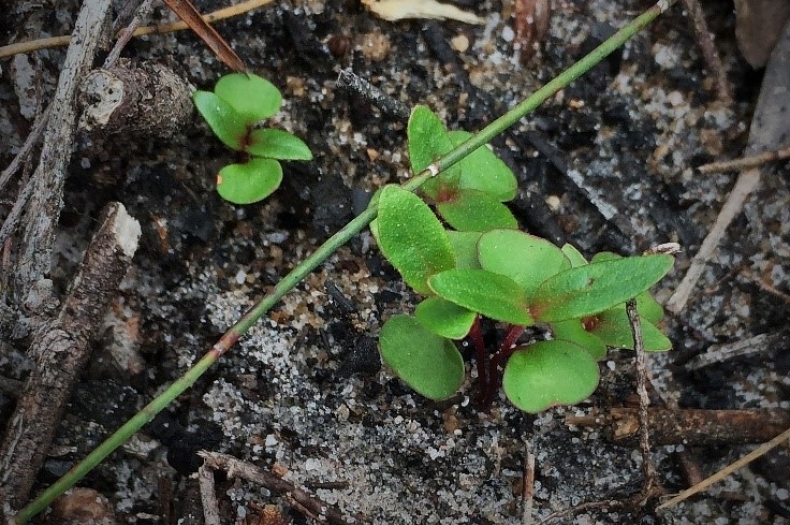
193, 73, 312, 204
375, 106, 674, 413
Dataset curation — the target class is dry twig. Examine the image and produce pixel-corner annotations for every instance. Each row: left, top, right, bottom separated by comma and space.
657, 425, 790, 510
0, 0, 277, 59
680, 0, 733, 104
0, 203, 140, 507
198, 451, 359, 525
198, 463, 221, 525
626, 299, 662, 501
697, 145, 790, 174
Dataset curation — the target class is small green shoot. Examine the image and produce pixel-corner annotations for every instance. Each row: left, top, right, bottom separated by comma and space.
408, 105, 518, 232
375, 106, 675, 413
193, 73, 312, 205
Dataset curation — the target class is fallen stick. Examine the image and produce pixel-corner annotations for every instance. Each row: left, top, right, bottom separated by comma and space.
0, 203, 140, 508
567, 408, 790, 446
198, 451, 359, 525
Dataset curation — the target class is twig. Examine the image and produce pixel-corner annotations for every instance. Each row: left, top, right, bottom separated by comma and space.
336, 69, 410, 120
0, 106, 51, 196
567, 408, 790, 445
697, 145, 790, 174
198, 451, 359, 525
7, 0, 113, 300
665, 168, 760, 314
680, 0, 732, 104
656, 425, 790, 510
198, 463, 221, 525
103, 0, 156, 68
685, 332, 786, 371
521, 439, 536, 525
626, 299, 661, 499
0, 0, 277, 59
738, 267, 790, 304
0, 203, 140, 508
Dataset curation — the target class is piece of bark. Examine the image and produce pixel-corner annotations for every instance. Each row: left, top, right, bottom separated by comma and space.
11, 0, 113, 310
78, 59, 193, 138
568, 408, 790, 446
0, 202, 141, 510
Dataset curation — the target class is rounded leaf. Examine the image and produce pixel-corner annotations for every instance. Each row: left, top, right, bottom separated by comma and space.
193, 90, 248, 150
415, 297, 477, 339
377, 186, 455, 295
247, 128, 313, 160
428, 268, 533, 325
380, 314, 465, 400
437, 189, 518, 232
532, 255, 674, 322
449, 130, 517, 201
479, 230, 571, 299
215, 73, 282, 122
503, 340, 600, 413
217, 158, 282, 205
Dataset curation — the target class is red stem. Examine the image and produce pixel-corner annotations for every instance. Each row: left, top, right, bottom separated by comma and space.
486, 325, 526, 404
468, 316, 487, 392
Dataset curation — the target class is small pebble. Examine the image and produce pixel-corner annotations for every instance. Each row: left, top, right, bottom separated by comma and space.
451, 34, 469, 53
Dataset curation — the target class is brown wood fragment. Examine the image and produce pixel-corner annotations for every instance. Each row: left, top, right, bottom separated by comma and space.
199, 451, 360, 525
0, 203, 141, 508
78, 60, 193, 139
9, 0, 113, 304
568, 408, 790, 446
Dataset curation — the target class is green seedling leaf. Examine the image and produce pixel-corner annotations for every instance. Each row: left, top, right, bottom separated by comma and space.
380, 314, 465, 400
415, 297, 477, 339
247, 129, 313, 160
561, 243, 588, 267
589, 252, 665, 323
408, 105, 460, 199
550, 319, 608, 360
193, 90, 248, 150
586, 308, 671, 351
437, 189, 518, 232
532, 255, 674, 322
428, 268, 533, 325
478, 230, 571, 298
214, 73, 282, 123
449, 130, 517, 201
503, 340, 599, 413
447, 231, 482, 269
377, 185, 455, 295
217, 158, 282, 205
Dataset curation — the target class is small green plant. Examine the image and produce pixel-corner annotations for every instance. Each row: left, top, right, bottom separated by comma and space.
193, 73, 312, 204
375, 106, 674, 413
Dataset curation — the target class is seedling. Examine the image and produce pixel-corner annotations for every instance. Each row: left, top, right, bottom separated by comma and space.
375, 106, 674, 413
193, 73, 312, 204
